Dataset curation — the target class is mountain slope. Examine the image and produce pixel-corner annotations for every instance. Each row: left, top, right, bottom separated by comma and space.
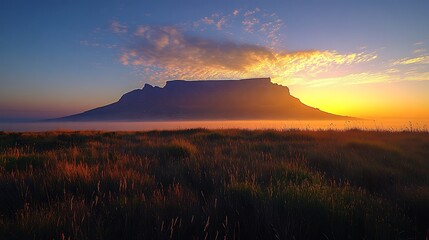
57, 78, 351, 121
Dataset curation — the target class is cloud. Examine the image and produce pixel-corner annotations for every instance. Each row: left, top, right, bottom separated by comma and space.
135, 26, 149, 36
242, 17, 259, 33
122, 26, 273, 70
290, 68, 429, 88
111, 20, 127, 33
193, 8, 283, 47
393, 56, 429, 65
243, 8, 260, 17
194, 13, 228, 30
299, 73, 392, 87
241, 8, 262, 33
201, 17, 215, 25
193, 8, 284, 48
120, 26, 377, 85
413, 48, 426, 54
216, 16, 227, 30
240, 9, 283, 46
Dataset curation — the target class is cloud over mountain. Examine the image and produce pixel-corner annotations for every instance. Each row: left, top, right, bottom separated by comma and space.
119, 26, 376, 85
103, 8, 428, 87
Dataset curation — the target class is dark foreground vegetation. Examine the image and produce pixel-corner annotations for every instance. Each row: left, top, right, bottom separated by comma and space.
0, 129, 428, 239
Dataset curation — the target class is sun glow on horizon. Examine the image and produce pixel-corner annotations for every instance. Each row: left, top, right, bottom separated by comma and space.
289, 79, 429, 119
1, 2, 428, 119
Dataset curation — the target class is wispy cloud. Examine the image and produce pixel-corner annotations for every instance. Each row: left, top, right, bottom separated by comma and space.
291, 68, 429, 88
193, 8, 284, 47
413, 48, 426, 54
201, 17, 215, 25
243, 8, 260, 17
111, 20, 127, 33
121, 26, 273, 69
393, 56, 429, 65
241, 8, 283, 47
302, 54, 429, 87
119, 26, 377, 85
294, 73, 390, 87
194, 13, 228, 30
215, 16, 227, 30
241, 7, 261, 33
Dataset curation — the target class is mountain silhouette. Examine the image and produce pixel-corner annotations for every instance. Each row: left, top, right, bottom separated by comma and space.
56, 78, 352, 121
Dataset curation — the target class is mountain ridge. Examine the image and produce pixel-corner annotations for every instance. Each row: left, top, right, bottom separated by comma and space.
54, 78, 353, 121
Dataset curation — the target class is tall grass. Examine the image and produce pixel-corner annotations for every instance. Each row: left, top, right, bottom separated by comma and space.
0, 129, 428, 239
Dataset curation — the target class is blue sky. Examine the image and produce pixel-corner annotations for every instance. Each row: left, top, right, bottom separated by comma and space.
1, 0, 428, 119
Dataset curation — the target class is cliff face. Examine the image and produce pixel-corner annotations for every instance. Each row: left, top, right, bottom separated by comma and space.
58, 78, 350, 121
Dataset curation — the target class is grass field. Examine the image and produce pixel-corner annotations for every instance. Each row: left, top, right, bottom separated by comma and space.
0, 129, 428, 239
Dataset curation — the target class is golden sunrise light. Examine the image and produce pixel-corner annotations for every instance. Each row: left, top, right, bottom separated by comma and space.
1, 2, 429, 239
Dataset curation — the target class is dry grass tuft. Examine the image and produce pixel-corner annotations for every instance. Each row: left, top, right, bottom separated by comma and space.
0, 129, 428, 239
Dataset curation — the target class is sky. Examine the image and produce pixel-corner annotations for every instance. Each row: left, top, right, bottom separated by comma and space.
1, 0, 428, 120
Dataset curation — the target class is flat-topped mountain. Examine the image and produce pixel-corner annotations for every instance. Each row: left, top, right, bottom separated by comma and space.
56, 78, 351, 121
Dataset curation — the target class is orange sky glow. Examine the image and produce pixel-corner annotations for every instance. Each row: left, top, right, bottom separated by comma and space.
1, 2, 428, 120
